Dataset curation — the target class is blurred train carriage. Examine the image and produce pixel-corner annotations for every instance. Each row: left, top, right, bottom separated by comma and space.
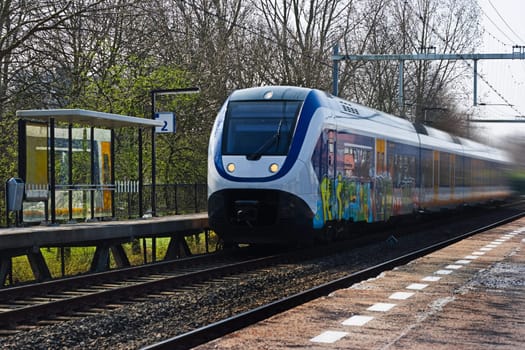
207, 86, 512, 245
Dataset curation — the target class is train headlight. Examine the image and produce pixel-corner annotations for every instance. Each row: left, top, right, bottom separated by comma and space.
269, 163, 279, 173
226, 163, 236, 173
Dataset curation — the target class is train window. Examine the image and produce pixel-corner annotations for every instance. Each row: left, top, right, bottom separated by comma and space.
222, 100, 301, 157
440, 153, 450, 187
455, 155, 464, 187
346, 146, 371, 179
421, 149, 433, 188
387, 142, 418, 188
464, 158, 472, 187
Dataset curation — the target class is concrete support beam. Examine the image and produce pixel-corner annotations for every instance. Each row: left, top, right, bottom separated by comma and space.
90, 243, 110, 273
0, 257, 12, 286
27, 249, 52, 281
165, 234, 192, 260
110, 244, 131, 268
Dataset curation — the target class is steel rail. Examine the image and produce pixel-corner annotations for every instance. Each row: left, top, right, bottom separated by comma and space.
0, 253, 286, 328
142, 211, 525, 350
0, 253, 226, 302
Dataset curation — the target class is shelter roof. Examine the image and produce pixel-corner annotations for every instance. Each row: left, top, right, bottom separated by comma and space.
16, 109, 162, 128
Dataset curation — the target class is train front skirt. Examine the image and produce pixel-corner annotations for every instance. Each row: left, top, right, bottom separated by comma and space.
208, 189, 314, 244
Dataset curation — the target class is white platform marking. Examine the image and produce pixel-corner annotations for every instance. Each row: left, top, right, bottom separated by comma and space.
422, 276, 441, 282
406, 283, 428, 290
367, 303, 396, 312
472, 251, 485, 256
389, 291, 415, 300
490, 241, 503, 245
445, 264, 463, 270
464, 255, 480, 260
480, 247, 493, 251
435, 269, 453, 275
486, 244, 498, 248
342, 315, 374, 326
455, 260, 472, 264
495, 239, 507, 242
310, 331, 348, 343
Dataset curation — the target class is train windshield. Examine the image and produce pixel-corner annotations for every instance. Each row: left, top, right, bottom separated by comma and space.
222, 100, 302, 158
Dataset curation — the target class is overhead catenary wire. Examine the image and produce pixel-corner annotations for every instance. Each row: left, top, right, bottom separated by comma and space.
179, 0, 523, 118
474, 0, 525, 120
474, 1, 525, 109
478, 3, 517, 45
487, 0, 525, 44
403, 1, 524, 118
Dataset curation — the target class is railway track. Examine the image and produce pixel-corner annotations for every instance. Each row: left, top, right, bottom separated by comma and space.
143, 207, 525, 350
0, 202, 523, 348
0, 240, 368, 333
0, 251, 284, 332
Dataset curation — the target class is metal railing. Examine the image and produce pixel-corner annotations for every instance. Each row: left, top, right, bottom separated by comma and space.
1, 183, 207, 227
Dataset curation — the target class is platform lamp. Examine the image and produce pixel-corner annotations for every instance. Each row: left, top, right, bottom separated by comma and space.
149, 87, 200, 217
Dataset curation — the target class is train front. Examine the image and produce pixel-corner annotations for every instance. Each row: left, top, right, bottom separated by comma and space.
207, 86, 319, 245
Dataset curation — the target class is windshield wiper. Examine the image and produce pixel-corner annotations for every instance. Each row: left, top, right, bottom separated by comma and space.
247, 119, 284, 161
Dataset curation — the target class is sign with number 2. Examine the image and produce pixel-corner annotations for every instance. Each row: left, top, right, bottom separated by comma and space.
155, 112, 176, 133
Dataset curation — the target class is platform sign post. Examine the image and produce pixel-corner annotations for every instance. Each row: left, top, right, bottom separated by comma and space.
150, 87, 200, 217
154, 112, 176, 133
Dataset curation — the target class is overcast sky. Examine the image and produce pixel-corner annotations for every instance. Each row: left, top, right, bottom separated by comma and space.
473, 0, 525, 143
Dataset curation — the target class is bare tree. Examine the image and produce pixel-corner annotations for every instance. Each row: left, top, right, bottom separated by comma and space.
401, 0, 481, 127
338, 0, 398, 111
334, 0, 479, 138
0, 1, 109, 178
0, 0, 487, 186
162, 0, 246, 101
0, 1, 120, 112
252, 0, 352, 89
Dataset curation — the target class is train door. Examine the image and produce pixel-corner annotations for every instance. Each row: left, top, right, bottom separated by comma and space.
374, 138, 389, 221
455, 155, 464, 202
450, 154, 456, 200
327, 129, 336, 220
375, 139, 386, 174
319, 128, 336, 224
420, 149, 433, 207
433, 150, 440, 202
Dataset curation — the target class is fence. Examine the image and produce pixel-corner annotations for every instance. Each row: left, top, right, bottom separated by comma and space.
1, 183, 207, 227
117, 183, 208, 218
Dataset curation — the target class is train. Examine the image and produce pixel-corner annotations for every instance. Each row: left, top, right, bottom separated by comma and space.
207, 86, 512, 245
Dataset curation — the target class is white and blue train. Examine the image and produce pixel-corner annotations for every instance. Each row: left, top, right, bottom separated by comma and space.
208, 86, 512, 244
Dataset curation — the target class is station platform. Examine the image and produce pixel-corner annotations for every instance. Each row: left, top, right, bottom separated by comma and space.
0, 213, 208, 250
197, 218, 525, 349
0, 213, 209, 284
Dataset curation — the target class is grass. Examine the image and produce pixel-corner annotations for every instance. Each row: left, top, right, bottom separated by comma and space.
8, 231, 220, 285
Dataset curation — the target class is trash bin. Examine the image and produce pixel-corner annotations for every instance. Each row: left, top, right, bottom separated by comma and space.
6, 177, 24, 211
